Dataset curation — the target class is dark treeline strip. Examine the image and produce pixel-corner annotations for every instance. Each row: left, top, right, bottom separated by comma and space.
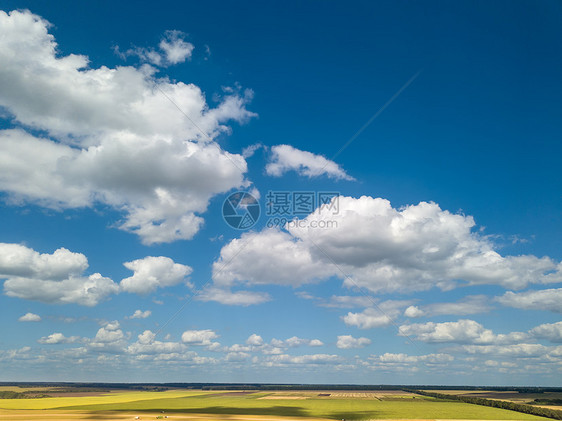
406, 389, 562, 420
0, 391, 50, 399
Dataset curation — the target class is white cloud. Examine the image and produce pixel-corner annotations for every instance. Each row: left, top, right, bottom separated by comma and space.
242, 143, 263, 158
404, 296, 491, 318
404, 306, 425, 318
270, 336, 324, 348
211, 196, 562, 296
336, 335, 371, 349
398, 319, 528, 345
18, 312, 41, 322
266, 144, 353, 180
497, 288, 562, 313
264, 353, 342, 365
158, 30, 194, 65
246, 334, 264, 346
38, 332, 82, 344
211, 229, 335, 288
0, 10, 256, 245
196, 287, 271, 306
530, 322, 562, 343
128, 309, 152, 319
127, 330, 186, 355
181, 329, 219, 346
225, 351, 250, 362
120, 256, 192, 295
1, 243, 118, 306
90, 322, 126, 350
459, 343, 550, 357
373, 352, 454, 364
343, 301, 411, 329
318, 295, 375, 308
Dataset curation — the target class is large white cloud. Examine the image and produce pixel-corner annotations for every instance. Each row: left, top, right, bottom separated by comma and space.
210, 196, 562, 297
0, 10, 255, 244
120, 256, 193, 294
211, 229, 335, 287
343, 301, 411, 329
496, 288, 562, 313
398, 319, 529, 345
1, 243, 118, 306
266, 144, 353, 180
530, 322, 562, 343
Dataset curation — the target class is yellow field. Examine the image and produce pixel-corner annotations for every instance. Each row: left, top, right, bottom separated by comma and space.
0, 389, 211, 410
0, 389, 554, 421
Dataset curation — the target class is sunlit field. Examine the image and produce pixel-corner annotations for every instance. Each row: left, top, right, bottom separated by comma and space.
0, 389, 554, 421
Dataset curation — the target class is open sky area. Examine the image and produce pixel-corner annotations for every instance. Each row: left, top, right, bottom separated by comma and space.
0, 0, 561, 385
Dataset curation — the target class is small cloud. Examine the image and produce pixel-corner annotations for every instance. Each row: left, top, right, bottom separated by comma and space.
159, 30, 194, 65
38, 332, 82, 344
336, 335, 371, 349
18, 312, 41, 322
128, 309, 152, 319
114, 30, 194, 67
404, 305, 425, 318
196, 287, 270, 306
266, 144, 354, 180
246, 334, 264, 346
242, 143, 263, 158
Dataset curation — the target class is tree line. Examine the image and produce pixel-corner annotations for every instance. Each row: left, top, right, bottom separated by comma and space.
405, 389, 562, 420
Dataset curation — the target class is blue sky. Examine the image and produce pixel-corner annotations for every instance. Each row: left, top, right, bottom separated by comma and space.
0, 0, 561, 385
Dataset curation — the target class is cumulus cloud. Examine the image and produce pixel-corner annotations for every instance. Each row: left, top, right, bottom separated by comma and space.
210, 196, 562, 298
270, 336, 324, 348
181, 329, 219, 346
404, 296, 491, 318
158, 30, 194, 65
127, 329, 186, 355
196, 287, 271, 306
90, 321, 127, 350
128, 309, 152, 319
120, 256, 192, 294
530, 322, 562, 343
211, 229, 335, 288
1, 243, 118, 306
496, 288, 562, 313
264, 353, 343, 366
343, 301, 411, 329
336, 335, 371, 349
0, 10, 256, 245
246, 334, 264, 346
398, 319, 528, 345
38, 332, 82, 344
18, 312, 41, 322
373, 352, 454, 364
266, 145, 353, 180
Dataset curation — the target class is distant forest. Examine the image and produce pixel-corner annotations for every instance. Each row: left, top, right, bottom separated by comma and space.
1, 382, 561, 392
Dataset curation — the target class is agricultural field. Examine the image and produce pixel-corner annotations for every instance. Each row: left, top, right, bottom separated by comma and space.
0, 389, 556, 421
429, 390, 562, 412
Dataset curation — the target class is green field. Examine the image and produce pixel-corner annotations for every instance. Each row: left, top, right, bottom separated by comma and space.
0, 390, 552, 420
